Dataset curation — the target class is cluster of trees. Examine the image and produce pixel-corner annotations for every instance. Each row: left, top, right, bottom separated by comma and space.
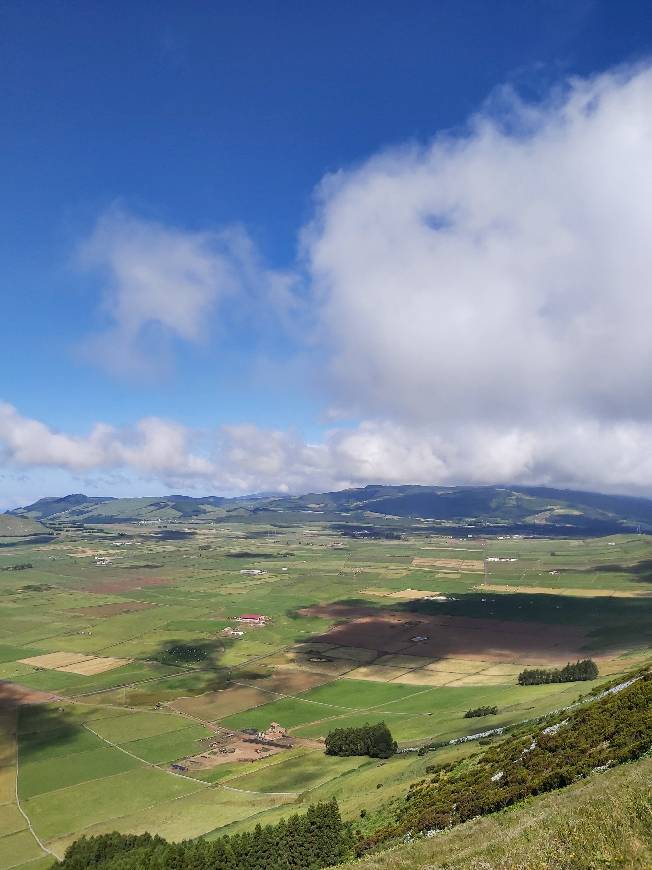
464, 706, 498, 718
518, 659, 598, 685
325, 722, 397, 758
358, 671, 652, 854
57, 800, 351, 870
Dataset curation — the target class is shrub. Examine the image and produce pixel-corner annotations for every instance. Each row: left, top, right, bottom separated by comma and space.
325, 722, 397, 758
464, 706, 498, 718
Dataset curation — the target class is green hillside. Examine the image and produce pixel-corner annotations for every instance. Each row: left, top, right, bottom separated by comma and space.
356, 672, 652, 853
9, 484, 652, 532
0, 513, 50, 537
353, 754, 652, 869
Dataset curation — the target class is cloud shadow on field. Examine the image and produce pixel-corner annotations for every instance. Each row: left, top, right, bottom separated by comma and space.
0, 683, 79, 764
558, 558, 652, 585
145, 635, 266, 691
292, 592, 652, 663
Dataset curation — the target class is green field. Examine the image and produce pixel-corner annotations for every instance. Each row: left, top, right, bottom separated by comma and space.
1, 518, 651, 866
222, 751, 369, 793
23, 767, 202, 840
18, 747, 141, 799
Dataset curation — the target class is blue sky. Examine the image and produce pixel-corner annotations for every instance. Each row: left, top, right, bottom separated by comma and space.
2, 1, 652, 507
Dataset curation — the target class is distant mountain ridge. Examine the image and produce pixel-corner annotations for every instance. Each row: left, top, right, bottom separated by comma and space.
7, 484, 652, 532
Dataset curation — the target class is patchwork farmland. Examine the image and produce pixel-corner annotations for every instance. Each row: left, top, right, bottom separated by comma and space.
1, 517, 651, 866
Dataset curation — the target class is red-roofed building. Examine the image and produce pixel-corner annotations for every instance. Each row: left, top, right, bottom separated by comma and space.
235, 614, 268, 625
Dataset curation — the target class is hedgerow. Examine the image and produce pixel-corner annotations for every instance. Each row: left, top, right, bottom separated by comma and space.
518, 658, 598, 684
464, 705, 498, 718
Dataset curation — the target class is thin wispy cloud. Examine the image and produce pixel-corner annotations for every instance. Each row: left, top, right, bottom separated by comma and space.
77, 208, 258, 376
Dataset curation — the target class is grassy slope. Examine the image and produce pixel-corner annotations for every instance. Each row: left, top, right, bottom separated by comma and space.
351, 756, 652, 869
0, 514, 49, 537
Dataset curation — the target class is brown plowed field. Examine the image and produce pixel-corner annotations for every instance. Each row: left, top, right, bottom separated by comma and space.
171, 685, 275, 721
236, 671, 330, 696
0, 680, 58, 706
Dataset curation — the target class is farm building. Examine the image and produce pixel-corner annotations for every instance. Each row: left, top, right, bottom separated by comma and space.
260, 722, 288, 740
235, 614, 268, 625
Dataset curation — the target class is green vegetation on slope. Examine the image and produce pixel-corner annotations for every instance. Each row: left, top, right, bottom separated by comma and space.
358, 672, 652, 852
0, 513, 50, 537
352, 754, 652, 869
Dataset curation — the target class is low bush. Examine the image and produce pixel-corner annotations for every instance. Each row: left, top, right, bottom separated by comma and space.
464, 706, 498, 718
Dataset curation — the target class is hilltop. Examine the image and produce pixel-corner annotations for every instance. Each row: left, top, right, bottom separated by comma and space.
9, 484, 652, 534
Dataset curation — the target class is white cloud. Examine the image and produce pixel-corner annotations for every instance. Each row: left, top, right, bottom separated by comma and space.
305, 64, 652, 426
5, 405, 652, 500
213, 419, 652, 497
0, 402, 214, 480
78, 208, 281, 376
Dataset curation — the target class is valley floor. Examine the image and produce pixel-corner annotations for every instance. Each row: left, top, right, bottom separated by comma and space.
1, 520, 651, 864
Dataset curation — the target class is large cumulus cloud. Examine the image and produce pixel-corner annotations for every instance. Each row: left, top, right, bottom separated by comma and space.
306, 65, 652, 426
